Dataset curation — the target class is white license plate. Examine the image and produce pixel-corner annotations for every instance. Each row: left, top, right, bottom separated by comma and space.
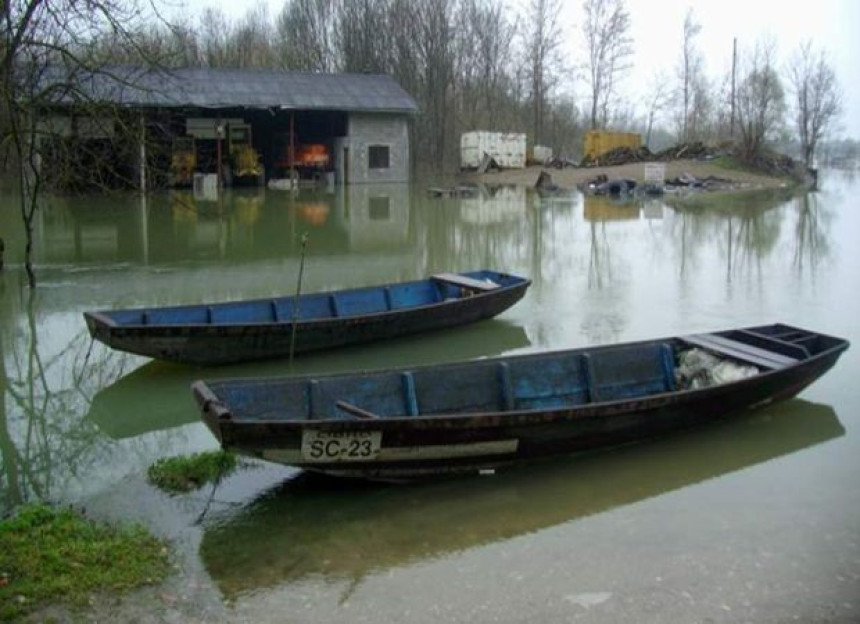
301, 429, 382, 462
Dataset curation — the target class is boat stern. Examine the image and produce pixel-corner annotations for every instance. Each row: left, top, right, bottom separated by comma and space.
192, 380, 229, 443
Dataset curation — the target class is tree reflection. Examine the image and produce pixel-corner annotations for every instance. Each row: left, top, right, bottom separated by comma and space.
667, 189, 791, 285
792, 192, 831, 275
0, 289, 129, 513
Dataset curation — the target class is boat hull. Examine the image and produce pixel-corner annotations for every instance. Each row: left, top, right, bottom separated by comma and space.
85, 272, 529, 365
193, 325, 848, 480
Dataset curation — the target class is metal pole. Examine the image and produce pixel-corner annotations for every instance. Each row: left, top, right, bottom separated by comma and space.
288, 232, 309, 367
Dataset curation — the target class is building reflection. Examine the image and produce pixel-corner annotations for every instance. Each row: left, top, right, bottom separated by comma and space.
343, 183, 411, 251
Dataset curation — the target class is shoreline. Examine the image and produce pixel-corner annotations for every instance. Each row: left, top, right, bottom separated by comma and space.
459, 158, 800, 196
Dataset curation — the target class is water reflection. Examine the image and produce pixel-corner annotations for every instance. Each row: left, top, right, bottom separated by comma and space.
200, 400, 843, 598
0, 291, 121, 511
666, 188, 794, 284
86, 320, 530, 440
0, 179, 848, 512
792, 192, 832, 275
583, 195, 640, 222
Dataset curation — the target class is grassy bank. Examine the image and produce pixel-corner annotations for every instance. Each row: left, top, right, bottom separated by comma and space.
0, 504, 170, 621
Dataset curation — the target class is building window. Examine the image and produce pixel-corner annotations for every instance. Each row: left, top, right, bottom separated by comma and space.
368, 145, 390, 170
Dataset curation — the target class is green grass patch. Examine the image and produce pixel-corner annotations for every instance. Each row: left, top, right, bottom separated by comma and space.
147, 450, 238, 494
0, 504, 170, 621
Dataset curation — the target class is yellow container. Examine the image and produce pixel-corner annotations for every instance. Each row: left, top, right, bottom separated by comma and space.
584, 131, 641, 160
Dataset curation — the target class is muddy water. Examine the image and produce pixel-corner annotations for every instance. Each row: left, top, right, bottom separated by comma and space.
1, 173, 858, 622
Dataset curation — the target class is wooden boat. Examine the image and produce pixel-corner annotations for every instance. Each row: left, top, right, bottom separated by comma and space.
192, 323, 849, 480
84, 270, 530, 365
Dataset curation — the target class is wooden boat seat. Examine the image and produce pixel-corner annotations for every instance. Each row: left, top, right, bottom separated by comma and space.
431, 273, 499, 292
681, 333, 800, 369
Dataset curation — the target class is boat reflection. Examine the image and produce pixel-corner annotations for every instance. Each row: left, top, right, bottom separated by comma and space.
86, 320, 530, 439
200, 399, 843, 598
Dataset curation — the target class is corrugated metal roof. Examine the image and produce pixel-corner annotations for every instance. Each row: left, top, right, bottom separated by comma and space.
42, 66, 419, 114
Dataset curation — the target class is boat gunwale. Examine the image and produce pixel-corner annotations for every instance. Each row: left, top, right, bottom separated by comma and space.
86, 274, 532, 331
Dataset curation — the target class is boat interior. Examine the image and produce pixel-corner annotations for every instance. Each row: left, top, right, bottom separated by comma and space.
96, 270, 526, 327
206, 325, 837, 423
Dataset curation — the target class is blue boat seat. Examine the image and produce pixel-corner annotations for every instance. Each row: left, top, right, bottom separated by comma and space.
505, 354, 590, 410
308, 373, 409, 419
413, 362, 502, 414
330, 289, 389, 317
585, 343, 675, 402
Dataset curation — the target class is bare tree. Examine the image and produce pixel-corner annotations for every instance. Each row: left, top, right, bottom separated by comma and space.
522, 0, 563, 144
582, 0, 633, 130
336, 0, 391, 73
643, 70, 669, 147
788, 41, 841, 168
276, 0, 336, 72
229, 2, 276, 68
198, 8, 231, 67
1, 0, 161, 287
454, 0, 515, 130
677, 8, 702, 141
735, 38, 785, 161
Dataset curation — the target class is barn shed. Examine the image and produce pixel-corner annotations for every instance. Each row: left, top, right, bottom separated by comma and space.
36, 66, 419, 190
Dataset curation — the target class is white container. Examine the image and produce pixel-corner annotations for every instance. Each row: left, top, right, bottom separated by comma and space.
460, 131, 527, 169
533, 145, 553, 164
643, 163, 666, 184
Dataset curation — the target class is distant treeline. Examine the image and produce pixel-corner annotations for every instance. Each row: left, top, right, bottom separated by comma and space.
1, 0, 844, 175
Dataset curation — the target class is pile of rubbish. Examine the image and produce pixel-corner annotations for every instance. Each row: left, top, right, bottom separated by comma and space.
747, 151, 808, 180
664, 172, 733, 190
675, 348, 760, 390
578, 174, 639, 196
653, 141, 719, 162
580, 146, 653, 167
579, 141, 722, 168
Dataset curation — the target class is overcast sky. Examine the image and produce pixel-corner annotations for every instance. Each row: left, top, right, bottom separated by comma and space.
179, 0, 860, 138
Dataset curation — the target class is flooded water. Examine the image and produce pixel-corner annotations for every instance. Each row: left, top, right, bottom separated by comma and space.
1, 173, 859, 622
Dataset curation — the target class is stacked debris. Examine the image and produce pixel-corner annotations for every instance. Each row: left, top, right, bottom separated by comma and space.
579, 141, 725, 168
747, 151, 807, 180
580, 146, 653, 167
653, 142, 718, 161
664, 172, 733, 191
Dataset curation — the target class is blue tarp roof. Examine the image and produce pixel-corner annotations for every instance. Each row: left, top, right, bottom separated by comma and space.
41, 66, 419, 114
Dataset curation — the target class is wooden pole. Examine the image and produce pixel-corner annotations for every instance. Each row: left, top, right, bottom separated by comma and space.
288, 232, 309, 367
139, 113, 146, 194
290, 111, 296, 189
216, 117, 223, 191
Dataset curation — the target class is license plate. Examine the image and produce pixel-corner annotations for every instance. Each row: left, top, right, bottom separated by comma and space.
301, 429, 382, 462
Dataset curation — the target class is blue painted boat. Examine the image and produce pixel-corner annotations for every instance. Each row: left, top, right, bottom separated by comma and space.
192, 323, 849, 480
84, 270, 530, 365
